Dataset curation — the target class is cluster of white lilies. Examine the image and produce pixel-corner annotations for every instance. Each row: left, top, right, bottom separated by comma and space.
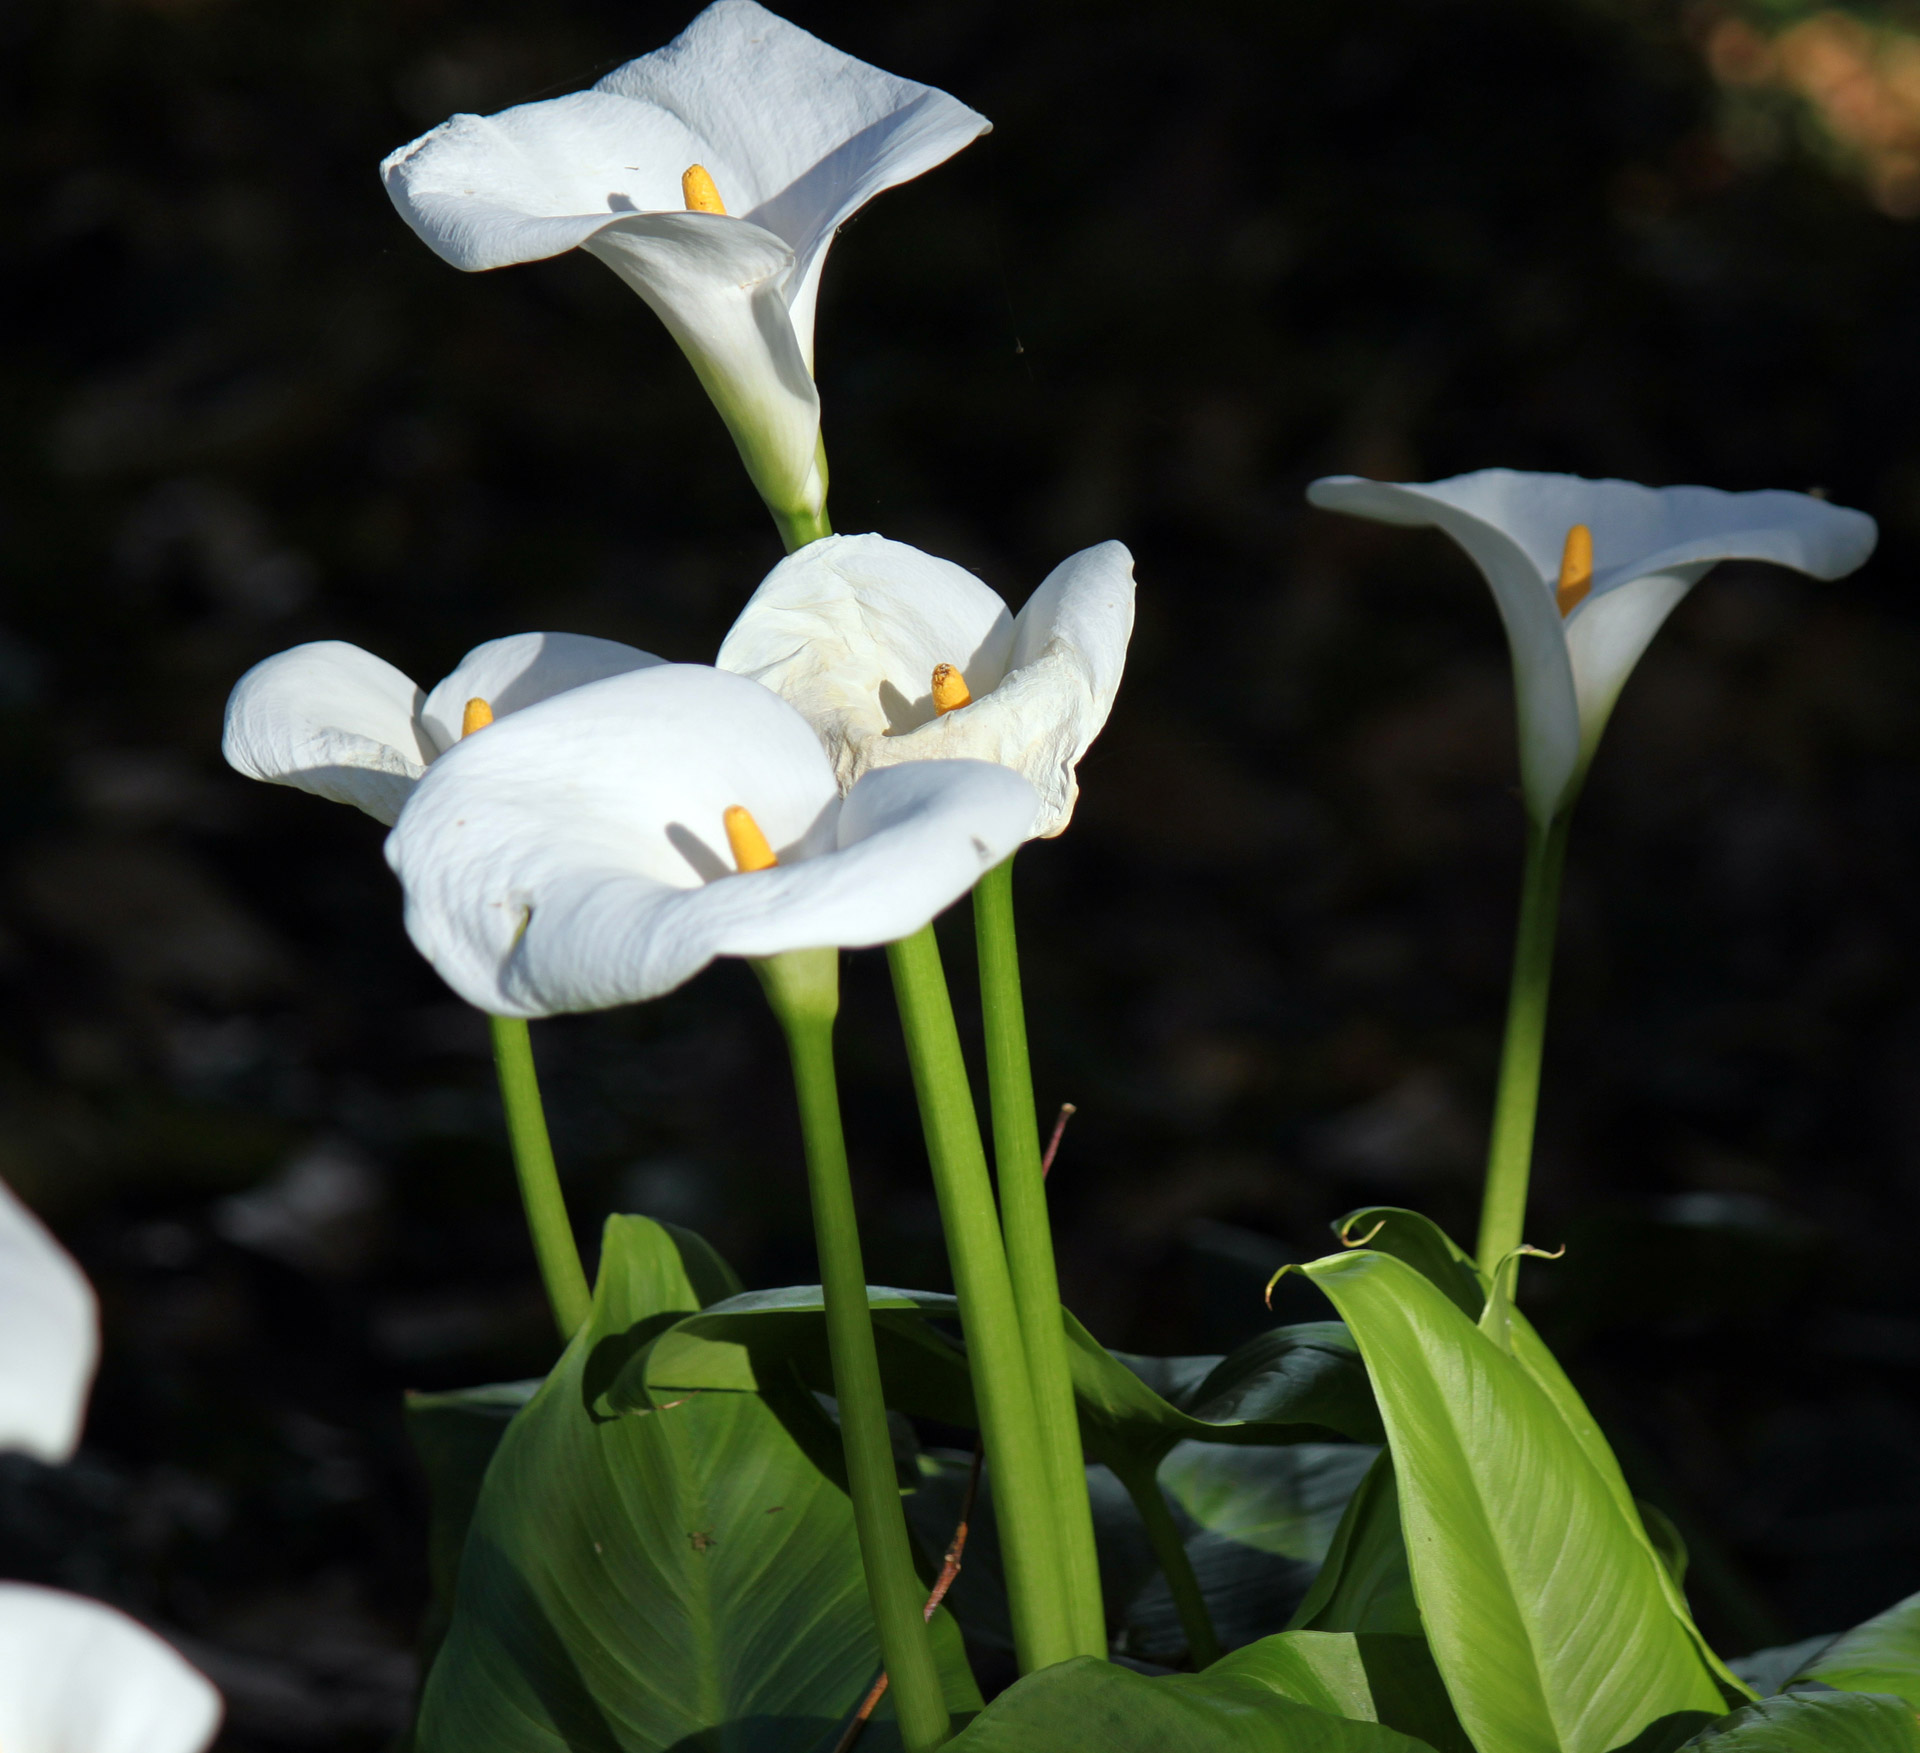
4, 2, 1880, 1746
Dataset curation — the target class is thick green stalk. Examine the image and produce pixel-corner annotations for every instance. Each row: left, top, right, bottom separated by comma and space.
755, 948, 951, 1753
972, 858, 1107, 1658
1474, 812, 1574, 1276
487, 1015, 591, 1339
773, 503, 832, 553
1115, 1460, 1222, 1669
887, 925, 1079, 1674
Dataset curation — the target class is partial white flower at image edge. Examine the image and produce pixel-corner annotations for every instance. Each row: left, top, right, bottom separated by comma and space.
1307, 469, 1878, 821
717, 534, 1136, 838
380, 0, 990, 532
384, 663, 1039, 1017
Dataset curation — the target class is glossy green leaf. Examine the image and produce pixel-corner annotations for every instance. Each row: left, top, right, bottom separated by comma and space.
1679, 1691, 1920, 1749
1334, 1209, 1486, 1320
1301, 1248, 1728, 1753
1793, 1589, 1920, 1706
414, 1216, 980, 1753
944, 1651, 1437, 1752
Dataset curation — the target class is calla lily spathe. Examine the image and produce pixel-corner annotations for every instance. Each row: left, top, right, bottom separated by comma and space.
1307, 470, 1878, 821
0, 1177, 96, 1464
381, 1, 989, 531
0, 1585, 222, 1753
223, 632, 663, 825
385, 664, 1039, 1017
715, 534, 1135, 838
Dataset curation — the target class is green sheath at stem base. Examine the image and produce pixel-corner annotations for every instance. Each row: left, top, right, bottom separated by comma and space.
487, 1014, 591, 1339
1474, 812, 1573, 1278
972, 857, 1108, 1658
755, 947, 951, 1753
1115, 1459, 1223, 1670
887, 924, 1081, 1674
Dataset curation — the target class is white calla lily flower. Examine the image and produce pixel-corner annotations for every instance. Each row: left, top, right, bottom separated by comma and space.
223, 632, 663, 825
385, 663, 1037, 1017
381, 1, 989, 535
0, 1585, 221, 1753
1307, 469, 1878, 822
0, 1178, 97, 1464
715, 534, 1135, 838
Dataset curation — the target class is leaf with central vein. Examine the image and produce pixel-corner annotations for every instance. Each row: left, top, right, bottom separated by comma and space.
414, 1216, 979, 1753
1679, 1691, 1920, 1748
1791, 1589, 1920, 1706
1300, 1249, 1728, 1753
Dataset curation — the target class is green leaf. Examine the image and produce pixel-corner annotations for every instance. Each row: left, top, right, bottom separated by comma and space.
1069, 1316, 1384, 1475
1300, 1248, 1729, 1753
1793, 1589, 1920, 1706
944, 1652, 1437, 1752
1680, 1691, 1920, 1749
1289, 1453, 1420, 1638
1223, 1631, 1471, 1753
1638, 1501, 1689, 1593
415, 1216, 980, 1753
1727, 1637, 1838, 1698
1333, 1209, 1486, 1321
406, 1379, 539, 1650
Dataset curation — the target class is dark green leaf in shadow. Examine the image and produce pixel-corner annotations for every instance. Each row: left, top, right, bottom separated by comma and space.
1728, 1637, 1839, 1698
1222, 1630, 1471, 1753
1792, 1589, 1920, 1706
1679, 1691, 1920, 1749
1639, 1501, 1689, 1593
1289, 1452, 1420, 1638
414, 1216, 980, 1753
944, 1652, 1439, 1751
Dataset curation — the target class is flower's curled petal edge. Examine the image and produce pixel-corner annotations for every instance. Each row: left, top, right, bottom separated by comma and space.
1308, 475, 1583, 820
221, 642, 429, 827
861, 540, 1137, 837
0, 1179, 97, 1464
0, 1583, 222, 1753
419, 632, 668, 755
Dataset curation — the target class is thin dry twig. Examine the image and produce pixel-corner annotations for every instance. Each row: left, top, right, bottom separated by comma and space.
831, 1444, 984, 1753
1041, 1101, 1077, 1178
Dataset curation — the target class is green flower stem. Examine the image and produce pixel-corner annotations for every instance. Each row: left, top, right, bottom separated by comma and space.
774, 503, 832, 553
1114, 1459, 1222, 1669
1474, 811, 1574, 1277
755, 948, 952, 1753
972, 857, 1107, 1659
487, 1014, 592, 1339
886, 924, 1080, 1674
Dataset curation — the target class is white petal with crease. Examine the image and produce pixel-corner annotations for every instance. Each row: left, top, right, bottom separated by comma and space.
0, 1584, 221, 1753
221, 641, 429, 827
718, 534, 1135, 836
0, 1179, 97, 1464
386, 664, 1037, 1016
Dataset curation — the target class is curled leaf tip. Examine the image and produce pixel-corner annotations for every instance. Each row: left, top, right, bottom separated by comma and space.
1338, 1216, 1388, 1250
931, 662, 972, 714
1555, 523, 1593, 616
723, 804, 778, 873
1263, 1262, 1297, 1309
681, 163, 727, 215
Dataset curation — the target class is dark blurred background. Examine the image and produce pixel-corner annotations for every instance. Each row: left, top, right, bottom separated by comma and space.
7, 0, 1920, 1740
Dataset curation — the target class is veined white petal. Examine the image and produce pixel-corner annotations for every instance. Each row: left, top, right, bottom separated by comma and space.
1309, 476, 1582, 819
221, 642, 430, 827
860, 540, 1138, 837
381, 3, 988, 504
715, 533, 1015, 787
418, 632, 667, 755
0, 1584, 221, 1753
583, 212, 821, 513
0, 1180, 97, 1464
385, 664, 1035, 1016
